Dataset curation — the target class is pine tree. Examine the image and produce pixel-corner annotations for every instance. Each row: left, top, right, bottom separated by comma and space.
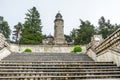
74, 20, 95, 44
98, 16, 120, 39
21, 7, 43, 44
12, 22, 23, 42
0, 16, 11, 39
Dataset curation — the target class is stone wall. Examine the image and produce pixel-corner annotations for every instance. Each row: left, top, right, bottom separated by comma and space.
0, 33, 11, 61
10, 44, 86, 53
97, 50, 120, 66
86, 49, 97, 61
0, 47, 11, 60
87, 48, 120, 66
87, 28, 120, 66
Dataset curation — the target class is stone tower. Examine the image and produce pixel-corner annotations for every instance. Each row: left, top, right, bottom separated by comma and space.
54, 12, 66, 45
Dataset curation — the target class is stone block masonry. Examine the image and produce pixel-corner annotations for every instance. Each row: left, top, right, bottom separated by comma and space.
10, 44, 86, 53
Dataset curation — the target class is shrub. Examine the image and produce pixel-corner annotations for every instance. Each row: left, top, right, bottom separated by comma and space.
24, 48, 32, 52
72, 46, 82, 53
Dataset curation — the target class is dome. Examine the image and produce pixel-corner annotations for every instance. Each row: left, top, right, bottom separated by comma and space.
47, 34, 54, 38
55, 12, 62, 18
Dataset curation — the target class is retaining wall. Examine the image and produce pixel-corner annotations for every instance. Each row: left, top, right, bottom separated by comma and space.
10, 44, 86, 53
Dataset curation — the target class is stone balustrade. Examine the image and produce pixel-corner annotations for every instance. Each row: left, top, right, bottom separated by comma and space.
95, 28, 120, 54
87, 28, 120, 54
87, 28, 120, 66
0, 33, 9, 50
86, 42, 92, 50
0, 34, 5, 49
0, 33, 11, 61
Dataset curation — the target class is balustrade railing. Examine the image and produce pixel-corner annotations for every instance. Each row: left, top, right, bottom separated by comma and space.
87, 28, 120, 54
0, 34, 9, 50
86, 42, 92, 50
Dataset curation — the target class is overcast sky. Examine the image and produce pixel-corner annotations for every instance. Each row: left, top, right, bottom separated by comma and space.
0, 0, 120, 36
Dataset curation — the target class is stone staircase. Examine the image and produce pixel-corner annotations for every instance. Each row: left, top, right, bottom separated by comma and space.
2, 53, 93, 62
0, 53, 120, 80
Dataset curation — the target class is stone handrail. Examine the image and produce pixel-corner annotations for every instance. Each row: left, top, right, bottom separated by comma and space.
87, 28, 120, 54
95, 28, 120, 54
0, 36, 4, 49
0, 34, 10, 50
86, 42, 92, 50
86, 28, 120, 66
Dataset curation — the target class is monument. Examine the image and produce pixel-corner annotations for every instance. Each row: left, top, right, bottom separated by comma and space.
42, 12, 66, 45
54, 12, 66, 45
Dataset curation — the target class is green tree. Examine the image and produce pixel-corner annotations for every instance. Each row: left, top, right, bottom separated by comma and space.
75, 20, 95, 45
21, 7, 43, 44
98, 16, 120, 39
70, 28, 78, 41
0, 16, 11, 39
64, 34, 72, 43
12, 22, 23, 42
98, 16, 109, 38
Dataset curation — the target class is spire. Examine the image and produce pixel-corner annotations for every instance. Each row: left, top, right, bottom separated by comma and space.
58, 10, 60, 13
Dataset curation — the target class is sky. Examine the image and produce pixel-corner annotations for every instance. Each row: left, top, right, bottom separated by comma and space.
0, 0, 120, 36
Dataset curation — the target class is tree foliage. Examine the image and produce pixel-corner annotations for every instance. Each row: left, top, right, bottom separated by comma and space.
71, 20, 95, 45
64, 34, 72, 43
70, 28, 78, 41
97, 16, 120, 39
12, 22, 23, 42
0, 16, 11, 39
69, 17, 120, 45
21, 7, 43, 44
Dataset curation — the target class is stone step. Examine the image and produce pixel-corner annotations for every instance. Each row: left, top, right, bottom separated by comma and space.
80, 78, 120, 80
0, 68, 119, 72
2, 58, 93, 61
0, 62, 114, 65
1, 61, 114, 63
0, 71, 120, 75
4, 53, 89, 57
1, 53, 119, 79
0, 75, 119, 79
2, 53, 94, 61
0, 66, 118, 69
0, 68, 120, 72
0, 63, 116, 66
0, 61, 95, 62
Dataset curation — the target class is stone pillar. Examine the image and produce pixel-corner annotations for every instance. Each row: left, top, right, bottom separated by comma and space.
91, 35, 103, 48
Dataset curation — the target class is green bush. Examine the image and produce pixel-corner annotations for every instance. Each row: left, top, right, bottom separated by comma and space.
72, 46, 82, 53
24, 48, 32, 52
